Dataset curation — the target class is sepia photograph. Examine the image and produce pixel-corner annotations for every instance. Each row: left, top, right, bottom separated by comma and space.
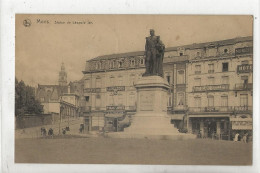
14, 14, 254, 166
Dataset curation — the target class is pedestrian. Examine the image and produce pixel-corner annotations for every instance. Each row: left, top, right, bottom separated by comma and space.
48, 128, 54, 138
62, 128, 66, 135
242, 133, 248, 143
234, 132, 239, 142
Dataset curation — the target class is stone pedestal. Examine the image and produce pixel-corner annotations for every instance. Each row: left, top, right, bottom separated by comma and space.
107, 76, 196, 140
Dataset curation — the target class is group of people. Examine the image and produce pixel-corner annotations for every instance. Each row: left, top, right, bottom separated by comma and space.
40, 127, 54, 137
234, 132, 249, 143
40, 126, 70, 137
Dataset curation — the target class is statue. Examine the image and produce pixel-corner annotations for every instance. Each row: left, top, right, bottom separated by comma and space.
143, 29, 165, 77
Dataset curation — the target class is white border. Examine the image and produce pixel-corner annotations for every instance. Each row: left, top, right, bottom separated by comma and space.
1, 0, 260, 173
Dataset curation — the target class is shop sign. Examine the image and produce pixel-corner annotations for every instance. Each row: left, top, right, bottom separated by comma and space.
230, 118, 253, 130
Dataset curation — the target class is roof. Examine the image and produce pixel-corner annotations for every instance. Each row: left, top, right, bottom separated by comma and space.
88, 36, 252, 62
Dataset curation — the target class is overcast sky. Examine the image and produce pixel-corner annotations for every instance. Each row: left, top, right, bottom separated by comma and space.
15, 15, 253, 86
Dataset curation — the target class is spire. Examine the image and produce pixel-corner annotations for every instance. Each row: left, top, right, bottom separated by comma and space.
59, 62, 67, 86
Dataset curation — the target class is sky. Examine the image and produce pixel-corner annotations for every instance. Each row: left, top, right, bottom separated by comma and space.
15, 15, 253, 86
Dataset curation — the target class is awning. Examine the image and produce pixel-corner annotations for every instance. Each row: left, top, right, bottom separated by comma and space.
230, 118, 252, 130
171, 114, 185, 120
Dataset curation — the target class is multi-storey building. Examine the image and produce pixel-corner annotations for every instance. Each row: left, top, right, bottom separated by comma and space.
82, 36, 253, 138
186, 36, 253, 139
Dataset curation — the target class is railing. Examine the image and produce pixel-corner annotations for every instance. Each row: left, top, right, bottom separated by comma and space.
235, 47, 253, 55
208, 70, 214, 73
83, 88, 101, 93
234, 106, 252, 112
189, 106, 252, 113
193, 84, 229, 92
195, 71, 201, 74
234, 83, 253, 90
237, 64, 253, 74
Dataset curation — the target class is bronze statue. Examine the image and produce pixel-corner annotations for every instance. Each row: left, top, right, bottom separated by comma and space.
143, 29, 165, 77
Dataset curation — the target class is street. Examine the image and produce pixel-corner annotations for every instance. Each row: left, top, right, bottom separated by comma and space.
15, 137, 252, 165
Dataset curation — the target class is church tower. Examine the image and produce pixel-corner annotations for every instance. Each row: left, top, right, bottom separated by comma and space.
59, 62, 67, 86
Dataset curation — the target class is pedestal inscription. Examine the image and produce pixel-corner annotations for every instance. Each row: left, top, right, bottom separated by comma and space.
140, 93, 154, 111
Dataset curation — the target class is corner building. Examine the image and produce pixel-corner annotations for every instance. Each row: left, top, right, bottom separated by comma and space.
82, 36, 253, 138
186, 37, 253, 139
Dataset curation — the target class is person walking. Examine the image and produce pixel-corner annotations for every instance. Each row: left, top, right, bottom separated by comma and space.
234, 132, 239, 142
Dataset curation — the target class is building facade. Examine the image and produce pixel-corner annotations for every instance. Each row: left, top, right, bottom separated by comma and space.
82, 36, 253, 138
36, 63, 81, 120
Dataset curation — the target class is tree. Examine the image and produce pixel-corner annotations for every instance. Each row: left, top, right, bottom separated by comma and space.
15, 78, 43, 116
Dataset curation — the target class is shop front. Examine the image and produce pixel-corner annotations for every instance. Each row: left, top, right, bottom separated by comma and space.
230, 117, 253, 142
188, 115, 230, 140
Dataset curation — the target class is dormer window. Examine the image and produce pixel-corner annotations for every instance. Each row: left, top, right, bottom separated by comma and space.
118, 61, 123, 68
130, 59, 135, 67
140, 58, 145, 65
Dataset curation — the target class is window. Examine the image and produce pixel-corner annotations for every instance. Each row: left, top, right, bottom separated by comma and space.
208, 95, 214, 107
208, 64, 214, 73
240, 94, 248, 106
109, 60, 115, 69
221, 96, 228, 107
95, 95, 101, 108
194, 78, 201, 86
118, 76, 123, 86
96, 77, 101, 88
84, 79, 90, 88
118, 61, 123, 68
208, 77, 215, 85
180, 52, 183, 56
177, 93, 184, 106
129, 94, 136, 106
195, 65, 201, 74
166, 76, 171, 84
222, 76, 229, 84
110, 76, 115, 86
129, 74, 135, 86
196, 52, 200, 57
177, 70, 184, 84
130, 59, 135, 67
140, 58, 145, 65
222, 63, 229, 72
194, 97, 201, 107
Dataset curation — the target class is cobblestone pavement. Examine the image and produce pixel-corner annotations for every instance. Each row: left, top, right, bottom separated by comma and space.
15, 137, 252, 165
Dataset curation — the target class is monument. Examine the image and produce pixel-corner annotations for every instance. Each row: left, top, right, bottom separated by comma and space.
108, 30, 196, 140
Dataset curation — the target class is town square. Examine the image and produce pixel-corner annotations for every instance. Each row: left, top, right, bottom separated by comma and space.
14, 15, 253, 166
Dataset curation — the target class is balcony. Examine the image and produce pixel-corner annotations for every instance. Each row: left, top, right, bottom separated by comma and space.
234, 106, 252, 112
193, 84, 229, 92
189, 106, 252, 113
83, 88, 101, 93
234, 83, 253, 91
189, 106, 233, 113
237, 64, 253, 74
235, 47, 253, 55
